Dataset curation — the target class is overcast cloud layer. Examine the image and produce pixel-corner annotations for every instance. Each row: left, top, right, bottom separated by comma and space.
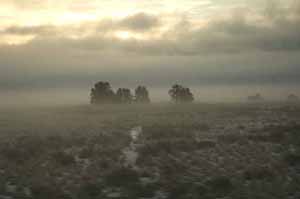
0, 0, 299, 99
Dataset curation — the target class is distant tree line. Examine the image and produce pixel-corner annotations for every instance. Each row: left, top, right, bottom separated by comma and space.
91, 81, 299, 104
91, 82, 151, 104
247, 93, 299, 102
247, 93, 264, 102
168, 84, 194, 103
90, 81, 195, 104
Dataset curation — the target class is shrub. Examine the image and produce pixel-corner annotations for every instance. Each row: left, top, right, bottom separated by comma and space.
247, 134, 269, 143
206, 176, 234, 196
197, 140, 216, 149
77, 182, 103, 199
52, 151, 75, 166
198, 123, 210, 131
105, 167, 139, 187
167, 183, 192, 199
283, 152, 300, 166
1, 136, 45, 163
1, 146, 25, 163
268, 131, 286, 143
218, 134, 246, 144
123, 183, 156, 199
78, 147, 94, 159
243, 166, 275, 180
31, 184, 69, 199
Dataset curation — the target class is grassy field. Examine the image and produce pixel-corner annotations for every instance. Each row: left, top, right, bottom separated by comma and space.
0, 103, 300, 199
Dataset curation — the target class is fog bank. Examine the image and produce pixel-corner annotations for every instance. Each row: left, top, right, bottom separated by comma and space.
0, 84, 299, 107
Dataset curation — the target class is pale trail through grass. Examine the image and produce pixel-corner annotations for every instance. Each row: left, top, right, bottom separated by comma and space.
122, 126, 142, 169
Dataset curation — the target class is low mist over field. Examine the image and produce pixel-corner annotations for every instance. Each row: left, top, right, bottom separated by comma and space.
0, 85, 300, 107
0, 0, 300, 199
0, 0, 300, 106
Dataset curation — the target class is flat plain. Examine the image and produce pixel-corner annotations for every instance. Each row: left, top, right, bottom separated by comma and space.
0, 103, 300, 199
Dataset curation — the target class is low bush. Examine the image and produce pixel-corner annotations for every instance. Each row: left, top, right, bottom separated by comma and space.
243, 166, 275, 180
205, 176, 234, 196
105, 167, 139, 187
52, 151, 75, 166
197, 140, 216, 149
31, 184, 70, 199
218, 134, 242, 144
77, 182, 103, 199
283, 152, 300, 166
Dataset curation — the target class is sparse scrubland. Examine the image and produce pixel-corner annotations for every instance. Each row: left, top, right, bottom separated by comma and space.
0, 103, 300, 199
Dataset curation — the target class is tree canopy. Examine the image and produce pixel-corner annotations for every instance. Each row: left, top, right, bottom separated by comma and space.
247, 93, 264, 102
90, 82, 151, 105
287, 94, 299, 101
168, 84, 194, 103
90, 81, 116, 104
116, 88, 133, 104
135, 86, 150, 103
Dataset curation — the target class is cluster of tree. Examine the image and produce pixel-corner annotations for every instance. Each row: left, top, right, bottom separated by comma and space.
90, 82, 150, 104
168, 84, 194, 103
91, 82, 299, 105
247, 93, 264, 101
247, 93, 299, 102
287, 94, 299, 102
91, 81, 195, 104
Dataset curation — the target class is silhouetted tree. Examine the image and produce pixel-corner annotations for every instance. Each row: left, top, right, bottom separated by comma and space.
168, 84, 194, 103
90, 81, 116, 104
116, 88, 133, 104
247, 93, 264, 102
135, 86, 150, 103
287, 94, 299, 102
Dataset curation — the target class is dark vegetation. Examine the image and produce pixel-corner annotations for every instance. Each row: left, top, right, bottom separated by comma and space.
288, 94, 299, 102
90, 81, 195, 104
90, 81, 151, 104
247, 93, 264, 102
0, 103, 300, 198
168, 84, 194, 103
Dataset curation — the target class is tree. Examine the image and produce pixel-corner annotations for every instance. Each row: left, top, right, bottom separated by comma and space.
116, 88, 133, 104
135, 86, 150, 103
90, 81, 116, 104
168, 84, 194, 103
247, 93, 264, 102
287, 94, 299, 102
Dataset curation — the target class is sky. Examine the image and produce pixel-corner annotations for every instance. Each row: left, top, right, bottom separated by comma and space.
0, 0, 299, 104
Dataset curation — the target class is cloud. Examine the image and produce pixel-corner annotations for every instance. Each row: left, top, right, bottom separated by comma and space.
0, 25, 58, 36
0, 12, 161, 37
53, 10, 300, 55
0, 1, 299, 91
8, 0, 49, 9
119, 13, 161, 31
0, 2, 300, 56
1, 2, 300, 55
